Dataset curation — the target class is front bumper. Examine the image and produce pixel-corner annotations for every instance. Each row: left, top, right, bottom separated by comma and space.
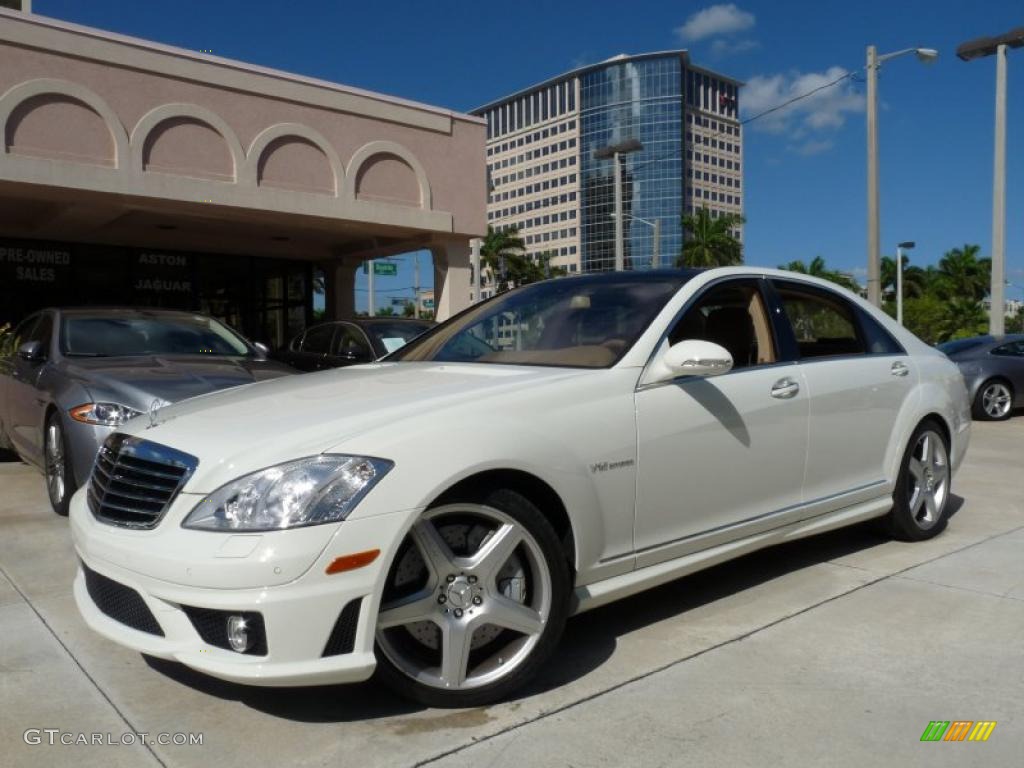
70, 491, 416, 687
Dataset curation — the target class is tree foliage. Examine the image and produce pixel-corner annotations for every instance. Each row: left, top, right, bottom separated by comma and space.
480, 226, 566, 293
678, 208, 745, 267
778, 256, 859, 292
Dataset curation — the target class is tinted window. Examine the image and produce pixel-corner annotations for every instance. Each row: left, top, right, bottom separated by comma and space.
938, 337, 990, 356
26, 313, 53, 355
773, 282, 865, 359
991, 342, 1024, 358
856, 308, 904, 355
668, 280, 776, 369
3, 315, 38, 357
301, 324, 335, 354
335, 326, 372, 358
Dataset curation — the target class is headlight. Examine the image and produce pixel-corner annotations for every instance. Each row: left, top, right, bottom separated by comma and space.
182, 455, 392, 531
69, 402, 142, 426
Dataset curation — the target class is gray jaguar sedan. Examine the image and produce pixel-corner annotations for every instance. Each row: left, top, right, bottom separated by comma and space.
939, 334, 1024, 421
0, 308, 295, 515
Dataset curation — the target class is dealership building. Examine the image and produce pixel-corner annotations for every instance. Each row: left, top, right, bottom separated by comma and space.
0, 3, 485, 347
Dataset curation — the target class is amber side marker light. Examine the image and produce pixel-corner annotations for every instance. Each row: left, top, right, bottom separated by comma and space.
325, 549, 380, 575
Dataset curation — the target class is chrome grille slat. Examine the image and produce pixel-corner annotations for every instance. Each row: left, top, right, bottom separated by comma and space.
88, 434, 198, 530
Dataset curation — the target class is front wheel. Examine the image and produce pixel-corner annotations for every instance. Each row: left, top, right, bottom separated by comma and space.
972, 379, 1013, 421
44, 412, 76, 516
884, 421, 951, 541
374, 489, 570, 707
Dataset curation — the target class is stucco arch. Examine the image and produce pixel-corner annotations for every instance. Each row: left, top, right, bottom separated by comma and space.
242, 122, 343, 194
0, 78, 129, 168
130, 103, 244, 179
346, 140, 432, 209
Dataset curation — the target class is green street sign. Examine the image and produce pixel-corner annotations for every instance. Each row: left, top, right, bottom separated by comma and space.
363, 261, 398, 276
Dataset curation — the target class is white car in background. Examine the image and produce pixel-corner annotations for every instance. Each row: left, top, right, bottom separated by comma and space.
70, 267, 971, 707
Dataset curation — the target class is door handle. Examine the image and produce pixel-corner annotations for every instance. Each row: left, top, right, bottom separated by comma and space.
771, 377, 800, 399
891, 361, 910, 377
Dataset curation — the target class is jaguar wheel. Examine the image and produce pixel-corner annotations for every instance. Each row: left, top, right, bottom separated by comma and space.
44, 412, 76, 516
374, 488, 570, 707
972, 379, 1013, 421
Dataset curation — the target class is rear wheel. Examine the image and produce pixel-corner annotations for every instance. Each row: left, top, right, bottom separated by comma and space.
44, 412, 76, 516
884, 421, 951, 541
374, 489, 570, 707
972, 379, 1013, 421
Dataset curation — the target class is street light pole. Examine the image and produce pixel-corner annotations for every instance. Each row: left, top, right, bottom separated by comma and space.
865, 45, 939, 306
991, 43, 1007, 335
595, 138, 643, 271
611, 212, 661, 268
957, 28, 1024, 336
367, 260, 375, 317
412, 253, 420, 318
866, 45, 881, 306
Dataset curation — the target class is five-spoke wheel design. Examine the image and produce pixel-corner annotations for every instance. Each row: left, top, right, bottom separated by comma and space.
905, 429, 949, 531
375, 496, 567, 706
977, 381, 1013, 421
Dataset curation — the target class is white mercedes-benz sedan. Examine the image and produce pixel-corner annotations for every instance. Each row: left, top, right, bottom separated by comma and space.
70, 267, 971, 707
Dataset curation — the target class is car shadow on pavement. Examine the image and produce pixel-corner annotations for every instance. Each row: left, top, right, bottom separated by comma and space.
144, 495, 963, 721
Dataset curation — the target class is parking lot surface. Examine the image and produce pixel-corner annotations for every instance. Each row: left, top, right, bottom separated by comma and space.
1, 421, 1022, 767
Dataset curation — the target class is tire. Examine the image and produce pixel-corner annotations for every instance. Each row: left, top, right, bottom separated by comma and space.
883, 420, 951, 541
972, 379, 1014, 421
44, 412, 76, 516
374, 488, 571, 707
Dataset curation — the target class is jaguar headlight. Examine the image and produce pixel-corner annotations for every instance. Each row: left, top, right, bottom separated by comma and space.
69, 402, 142, 426
183, 455, 392, 531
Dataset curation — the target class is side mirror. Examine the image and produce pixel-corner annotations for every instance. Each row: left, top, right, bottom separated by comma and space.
17, 340, 44, 362
253, 342, 270, 359
648, 339, 733, 384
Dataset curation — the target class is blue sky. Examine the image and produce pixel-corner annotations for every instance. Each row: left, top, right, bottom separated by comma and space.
35, 0, 1024, 307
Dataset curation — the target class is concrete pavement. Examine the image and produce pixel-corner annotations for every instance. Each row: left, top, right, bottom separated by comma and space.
0, 421, 1021, 767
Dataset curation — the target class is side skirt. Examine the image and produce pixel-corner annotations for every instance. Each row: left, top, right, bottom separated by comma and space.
571, 494, 892, 615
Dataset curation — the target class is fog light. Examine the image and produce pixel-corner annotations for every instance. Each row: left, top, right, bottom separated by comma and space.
226, 615, 251, 653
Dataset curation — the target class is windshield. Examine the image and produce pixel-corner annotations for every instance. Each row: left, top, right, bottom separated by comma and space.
937, 337, 989, 356
61, 314, 253, 357
391, 275, 687, 368
364, 321, 432, 354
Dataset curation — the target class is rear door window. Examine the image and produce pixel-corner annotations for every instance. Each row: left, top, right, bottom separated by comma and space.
301, 325, 335, 354
772, 281, 865, 359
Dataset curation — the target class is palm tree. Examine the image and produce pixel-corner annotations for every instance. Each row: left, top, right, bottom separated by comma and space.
480, 225, 526, 293
779, 256, 860, 292
935, 244, 990, 302
677, 208, 745, 267
881, 255, 927, 300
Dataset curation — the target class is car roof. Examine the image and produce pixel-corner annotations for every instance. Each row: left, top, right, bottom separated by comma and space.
46, 307, 217, 319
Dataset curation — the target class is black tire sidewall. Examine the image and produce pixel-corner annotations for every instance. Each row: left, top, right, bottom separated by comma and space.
888, 420, 950, 541
374, 487, 572, 708
45, 413, 75, 516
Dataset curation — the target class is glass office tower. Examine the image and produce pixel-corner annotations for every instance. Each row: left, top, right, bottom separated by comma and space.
475, 52, 742, 276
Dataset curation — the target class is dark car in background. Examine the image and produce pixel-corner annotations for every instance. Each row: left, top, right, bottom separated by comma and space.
939, 334, 1024, 421
0, 308, 295, 515
275, 318, 433, 372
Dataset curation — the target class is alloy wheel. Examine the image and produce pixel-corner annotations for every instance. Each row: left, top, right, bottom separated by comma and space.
906, 430, 949, 530
45, 421, 66, 507
376, 503, 552, 692
982, 383, 1012, 419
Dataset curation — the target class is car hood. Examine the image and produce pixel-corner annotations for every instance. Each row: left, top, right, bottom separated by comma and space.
62, 355, 296, 410
119, 362, 594, 491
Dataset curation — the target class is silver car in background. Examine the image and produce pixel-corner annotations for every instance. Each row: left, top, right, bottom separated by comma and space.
939, 334, 1024, 421
0, 308, 295, 514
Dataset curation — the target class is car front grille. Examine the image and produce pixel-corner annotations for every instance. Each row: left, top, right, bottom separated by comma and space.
87, 433, 198, 529
322, 599, 362, 657
83, 563, 164, 636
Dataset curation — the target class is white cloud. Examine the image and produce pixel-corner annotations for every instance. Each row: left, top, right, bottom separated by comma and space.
710, 37, 760, 57
789, 138, 834, 156
742, 66, 864, 137
676, 4, 755, 43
